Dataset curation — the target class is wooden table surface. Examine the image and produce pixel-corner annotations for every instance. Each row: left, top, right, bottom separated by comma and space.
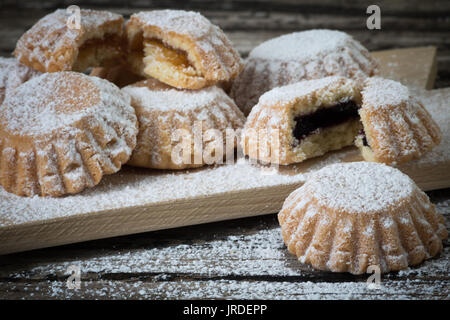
0, 0, 449, 299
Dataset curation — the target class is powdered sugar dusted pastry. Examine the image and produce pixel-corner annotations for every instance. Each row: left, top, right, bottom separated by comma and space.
0, 72, 138, 197
14, 9, 124, 72
242, 76, 362, 165
356, 77, 441, 165
0, 57, 41, 105
125, 10, 243, 89
278, 162, 448, 275
122, 79, 245, 169
231, 30, 378, 115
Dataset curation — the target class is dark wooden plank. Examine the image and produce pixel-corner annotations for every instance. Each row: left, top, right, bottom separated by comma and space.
2, 0, 450, 17
0, 1, 448, 299
0, 189, 448, 299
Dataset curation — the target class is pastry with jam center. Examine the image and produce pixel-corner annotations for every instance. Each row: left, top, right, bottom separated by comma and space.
242, 76, 362, 165
278, 162, 447, 274
230, 30, 378, 115
14, 9, 124, 72
125, 10, 243, 89
0, 72, 138, 197
356, 77, 441, 165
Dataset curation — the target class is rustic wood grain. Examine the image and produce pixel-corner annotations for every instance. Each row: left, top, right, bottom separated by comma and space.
0, 1, 448, 300
0, 189, 448, 299
1, 1, 449, 87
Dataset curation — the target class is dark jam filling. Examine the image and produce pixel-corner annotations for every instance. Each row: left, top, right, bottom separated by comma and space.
293, 100, 360, 143
358, 129, 369, 147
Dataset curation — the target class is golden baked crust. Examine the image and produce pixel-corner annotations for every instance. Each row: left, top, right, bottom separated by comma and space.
122, 78, 245, 169
278, 162, 448, 274
242, 76, 362, 165
125, 10, 243, 89
231, 30, 378, 115
0, 72, 138, 197
14, 9, 124, 72
356, 77, 442, 165
0, 57, 41, 105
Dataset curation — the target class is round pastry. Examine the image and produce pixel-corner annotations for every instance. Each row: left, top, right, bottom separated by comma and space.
231, 30, 378, 115
0, 72, 138, 197
0, 57, 41, 105
14, 9, 124, 72
278, 162, 448, 275
242, 76, 362, 165
355, 77, 442, 165
122, 78, 245, 169
125, 10, 243, 89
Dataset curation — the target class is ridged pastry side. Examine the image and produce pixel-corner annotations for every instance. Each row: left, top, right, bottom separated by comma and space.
14, 9, 124, 72
278, 163, 447, 274
231, 31, 377, 115
126, 10, 243, 89
122, 79, 245, 169
0, 73, 138, 197
358, 77, 442, 165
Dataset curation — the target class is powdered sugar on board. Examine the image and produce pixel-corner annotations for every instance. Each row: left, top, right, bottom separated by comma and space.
0, 88, 448, 227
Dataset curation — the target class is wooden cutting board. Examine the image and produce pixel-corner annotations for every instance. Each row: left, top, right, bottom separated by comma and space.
0, 46, 448, 255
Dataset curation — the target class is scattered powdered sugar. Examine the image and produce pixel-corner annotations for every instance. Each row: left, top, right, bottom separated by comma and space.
0, 161, 305, 226
250, 30, 366, 62
306, 162, 416, 213
362, 76, 410, 108
122, 84, 222, 112
0, 210, 447, 299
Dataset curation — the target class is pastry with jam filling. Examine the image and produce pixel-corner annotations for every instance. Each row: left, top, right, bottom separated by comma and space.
242, 76, 362, 165
125, 10, 243, 89
14, 9, 125, 73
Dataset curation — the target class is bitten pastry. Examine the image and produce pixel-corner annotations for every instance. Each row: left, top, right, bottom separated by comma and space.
355, 77, 441, 165
231, 30, 378, 115
0, 72, 138, 197
0, 57, 41, 105
122, 78, 245, 169
125, 10, 243, 89
242, 76, 362, 165
278, 162, 448, 275
14, 9, 124, 72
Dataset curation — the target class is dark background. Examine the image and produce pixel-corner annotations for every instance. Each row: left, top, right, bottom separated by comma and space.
1, 0, 449, 87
